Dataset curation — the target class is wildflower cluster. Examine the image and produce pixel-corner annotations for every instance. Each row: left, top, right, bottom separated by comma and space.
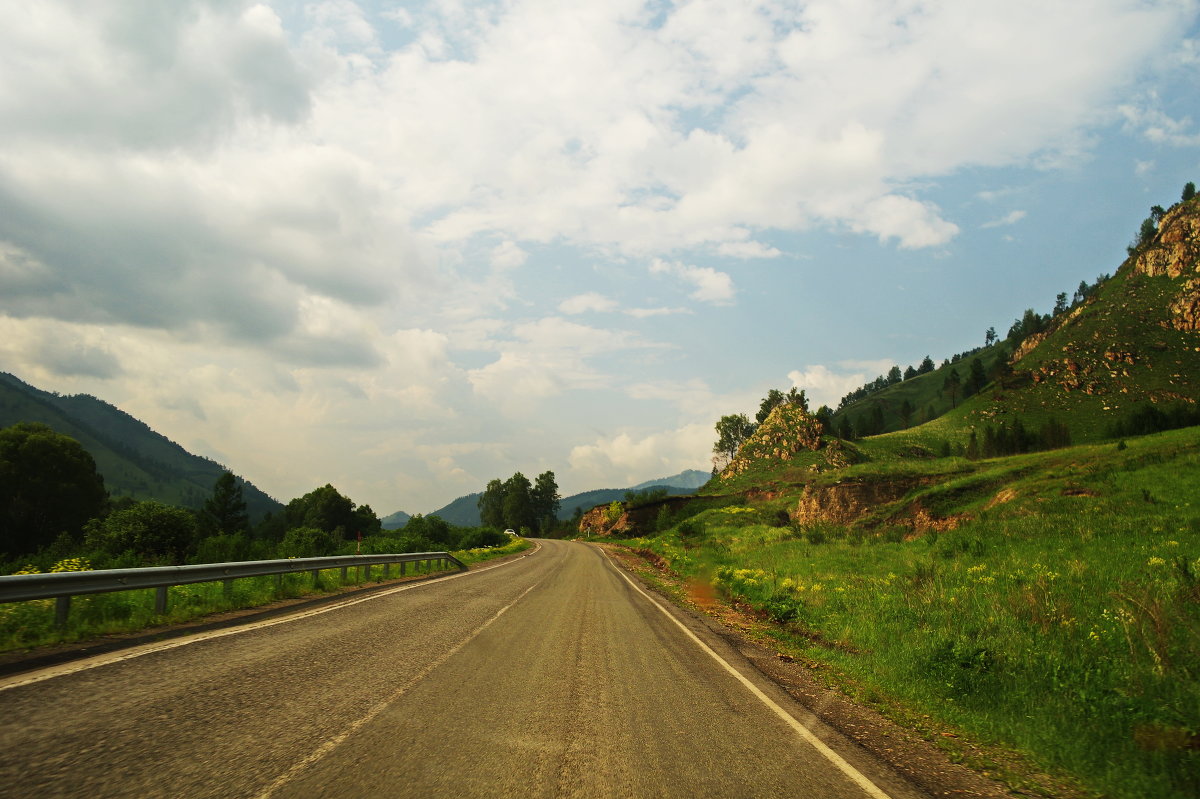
49, 557, 92, 573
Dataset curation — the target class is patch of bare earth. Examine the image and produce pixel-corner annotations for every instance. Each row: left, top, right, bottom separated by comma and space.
599, 543, 1089, 799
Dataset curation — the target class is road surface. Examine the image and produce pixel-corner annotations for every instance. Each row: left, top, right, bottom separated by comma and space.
0, 540, 928, 798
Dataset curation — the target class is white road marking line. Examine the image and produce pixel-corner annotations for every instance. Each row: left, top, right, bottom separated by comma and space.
0, 544, 541, 693
601, 548, 895, 799
253, 580, 542, 799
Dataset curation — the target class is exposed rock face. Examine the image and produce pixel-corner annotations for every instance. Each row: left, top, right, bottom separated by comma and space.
1011, 329, 1051, 363
578, 495, 695, 537
1132, 202, 1200, 280
720, 404, 824, 479
791, 478, 924, 526
1133, 200, 1200, 332
1168, 278, 1200, 332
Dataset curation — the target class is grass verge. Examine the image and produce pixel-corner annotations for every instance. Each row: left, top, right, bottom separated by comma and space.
0, 539, 530, 653
626, 429, 1200, 798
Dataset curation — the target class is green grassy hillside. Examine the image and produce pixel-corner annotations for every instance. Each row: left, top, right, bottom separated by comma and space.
601, 191, 1200, 797
627, 426, 1200, 798
829, 194, 1200, 451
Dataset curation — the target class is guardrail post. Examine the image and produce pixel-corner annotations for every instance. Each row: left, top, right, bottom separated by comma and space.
340, 566, 348, 583
400, 561, 406, 576
312, 569, 321, 588
55, 595, 70, 629
155, 586, 168, 615
383, 562, 390, 579
223, 578, 234, 599
276, 573, 283, 593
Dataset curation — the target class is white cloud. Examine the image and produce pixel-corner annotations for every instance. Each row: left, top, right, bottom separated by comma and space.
981, 210, 1027, 229
568, 423, 712, 488
559, 292, 618, 314
625, 306, 691, 318
0, 0, 1194, 515
1119, 103, 1200, 146
650, 258, 735, 304
490, 240, 529, 270
715, 240, 783, 259
466, 316, 660, 405
788, 362, 898, 409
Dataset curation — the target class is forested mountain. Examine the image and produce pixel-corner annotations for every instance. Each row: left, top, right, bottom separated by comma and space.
0, 372, 281, 520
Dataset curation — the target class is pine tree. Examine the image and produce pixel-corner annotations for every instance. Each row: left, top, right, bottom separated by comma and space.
203, 471, 249, 536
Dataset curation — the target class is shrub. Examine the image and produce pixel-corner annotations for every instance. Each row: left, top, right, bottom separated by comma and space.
276, 526, 339, 559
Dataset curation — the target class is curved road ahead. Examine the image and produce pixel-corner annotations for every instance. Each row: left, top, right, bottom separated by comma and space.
0, 540, 928, 798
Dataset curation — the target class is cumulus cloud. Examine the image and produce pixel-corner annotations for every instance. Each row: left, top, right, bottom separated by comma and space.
1119, 103, 1200, 146
559, 292, 618, 314
625, 306, 691, 319
649, 259, 735, 304
467, 317, 660, 405
788, 362, 898, 409
981, 210, 1027, 229
715, 240, 783, 259
568, 423, 713, 488
0, 0, 1193, 514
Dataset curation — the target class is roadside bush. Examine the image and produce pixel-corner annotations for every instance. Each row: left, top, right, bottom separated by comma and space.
276, 526, 339, 559
83, 501, 198, 564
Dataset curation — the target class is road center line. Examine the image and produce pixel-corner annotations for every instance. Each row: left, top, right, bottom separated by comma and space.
253, 579, 543, 799
0, 543, 541, 693
601, 548, 894, 799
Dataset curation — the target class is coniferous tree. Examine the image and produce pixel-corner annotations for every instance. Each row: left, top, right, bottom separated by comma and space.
965, 357, 988, 397
203, 471, 249, 536
1184, 181, 1196, 202
919, 355, 936, 374
942, 368, 962, 408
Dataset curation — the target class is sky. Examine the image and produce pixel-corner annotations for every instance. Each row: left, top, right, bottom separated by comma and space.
2, 1, 1199, 515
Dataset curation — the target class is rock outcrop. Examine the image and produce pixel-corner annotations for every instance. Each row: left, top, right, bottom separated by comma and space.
791, 478, 925, 526
1132, 199, 1200, 332
720, 404, 825, 479
578, 495, 695, 538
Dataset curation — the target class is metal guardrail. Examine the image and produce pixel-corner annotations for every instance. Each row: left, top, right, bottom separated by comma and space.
0, 552, 467, 627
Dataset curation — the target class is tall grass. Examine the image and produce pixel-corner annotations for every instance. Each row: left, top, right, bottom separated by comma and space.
634, 431, 1200, 798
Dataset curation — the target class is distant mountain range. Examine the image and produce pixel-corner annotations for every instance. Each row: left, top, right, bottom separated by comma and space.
0, 372, 282, 521
382, 469, 711, 529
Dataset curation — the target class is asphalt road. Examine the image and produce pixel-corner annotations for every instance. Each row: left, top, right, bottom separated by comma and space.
0, 540, 929, 798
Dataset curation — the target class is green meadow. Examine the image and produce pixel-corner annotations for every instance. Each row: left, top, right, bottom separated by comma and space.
621, 427, 1200, 798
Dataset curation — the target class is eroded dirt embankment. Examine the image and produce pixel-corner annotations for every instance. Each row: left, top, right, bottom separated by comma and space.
790, 477, 934, 527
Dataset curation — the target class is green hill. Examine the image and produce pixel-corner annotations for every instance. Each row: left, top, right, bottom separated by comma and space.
595, 189, 1200, 798
826, 195, 1200, 452
0, 372, 281, 520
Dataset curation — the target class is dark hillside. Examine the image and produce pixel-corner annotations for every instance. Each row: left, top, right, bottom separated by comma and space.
0, 373, 281, 519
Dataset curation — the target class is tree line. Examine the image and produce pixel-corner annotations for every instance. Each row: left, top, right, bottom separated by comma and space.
0, 422, 512, 571
477, 470, 560, 534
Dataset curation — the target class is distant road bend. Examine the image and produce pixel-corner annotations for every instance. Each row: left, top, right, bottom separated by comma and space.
0, 540, 929, 798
